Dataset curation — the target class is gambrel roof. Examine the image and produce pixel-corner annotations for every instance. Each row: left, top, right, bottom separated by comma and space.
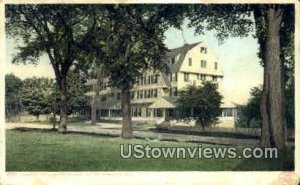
166, 42, 202, 72
166, 42, 201, 58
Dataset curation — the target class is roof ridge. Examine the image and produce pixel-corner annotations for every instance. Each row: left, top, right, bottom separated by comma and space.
168, 41, 202, 50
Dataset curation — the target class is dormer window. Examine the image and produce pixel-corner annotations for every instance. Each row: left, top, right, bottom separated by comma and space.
171, 57, 176, 64
201, 60, 207, 68
200, 47, 207, 54
188, 58, 192, 66
214, 62, 218, 70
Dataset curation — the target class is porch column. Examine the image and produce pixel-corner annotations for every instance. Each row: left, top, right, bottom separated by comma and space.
163, 109, 166, 121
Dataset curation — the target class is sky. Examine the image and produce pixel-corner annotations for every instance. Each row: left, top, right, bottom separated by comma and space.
163, 21, 263, 104
6, 20, 263, 105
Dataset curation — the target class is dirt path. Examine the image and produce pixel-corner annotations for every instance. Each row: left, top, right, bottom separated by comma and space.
6, 122, 260, 146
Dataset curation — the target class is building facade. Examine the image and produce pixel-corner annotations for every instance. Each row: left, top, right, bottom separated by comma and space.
85, 42, 237, 127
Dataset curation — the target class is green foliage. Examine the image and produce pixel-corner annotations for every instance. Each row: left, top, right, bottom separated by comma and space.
237, 86, 262, 128
176, 82, 223, 128
237, 84, 295, 129
65, 70, 90, 116
5, 5, 99, 127
20, 77, 55, 119
187, 4, 253, 43
19, 73, 89, 118
5, 5, 95, 68
84, 5, 186, 90
285, 76, 295, 129
44, 70, 90, 117
5, 74, 23, 119
187, 4, 294, 60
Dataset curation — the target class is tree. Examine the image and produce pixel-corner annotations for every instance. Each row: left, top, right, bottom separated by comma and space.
6, 5, 97, 133
5, 74, 23, 120
176, 82, 223, 129
237, 84, 294, 130
65, 69, 90, 117
187, 4, 294, 149
21, 77, 54, 120
92, 5, 185, 138
237, 86, 262, 128
88, 62, 105, 125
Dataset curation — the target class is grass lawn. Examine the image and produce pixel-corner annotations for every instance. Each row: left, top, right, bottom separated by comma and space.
6, 129, 294, 171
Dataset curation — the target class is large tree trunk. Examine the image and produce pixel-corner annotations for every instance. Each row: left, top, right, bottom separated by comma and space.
260, 63, 271, 147
260, 6, 286, 149
91, 96, 97, 124
91, 71, 102, 125
58, 75, 67, 133
121, 87, 133, 138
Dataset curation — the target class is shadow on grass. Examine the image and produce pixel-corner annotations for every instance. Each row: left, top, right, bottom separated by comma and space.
11, 127, 120, 139
232, 147, 295, 171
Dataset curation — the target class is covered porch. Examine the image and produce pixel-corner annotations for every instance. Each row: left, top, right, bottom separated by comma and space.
148, 97, 176, 121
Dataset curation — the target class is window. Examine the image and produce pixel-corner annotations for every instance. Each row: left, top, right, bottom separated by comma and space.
156, 109, 163, 117
148, 76, 151, 84
101, 95, 106, 102
201, 60, 207, 68
137, 91, 143, 99
188, 58, 192, 66
169, 109, 175, 117
200, 47, 207, 54
170, 87, 178, 96
212, 76, 217, 82
184, 72, 189, 82
140, 77, 144, 85
171, 57, 176, 64
146, 108, 151, 117
133, 107, 140, 117
153, 74, 158, 84
168, 73, 177, 82
197, 74, 201, 80
201, 74, 206, 81
153, 89, 158, 97
214, 62, 218, 70
173, 73, 178, 82
222, 108, 233, 117
130, 91, 135, 99
110, 93, 114, 97
138, 108, 142, 117
117, 93, 121, 100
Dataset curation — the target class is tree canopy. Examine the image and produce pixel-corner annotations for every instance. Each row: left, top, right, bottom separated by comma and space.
5, 74, 23, 120
6, 4, 98, 132
186, 4, 294, 149
176, 82, 223, 129
21, 77, 54, 119
85, 5, 186, 138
